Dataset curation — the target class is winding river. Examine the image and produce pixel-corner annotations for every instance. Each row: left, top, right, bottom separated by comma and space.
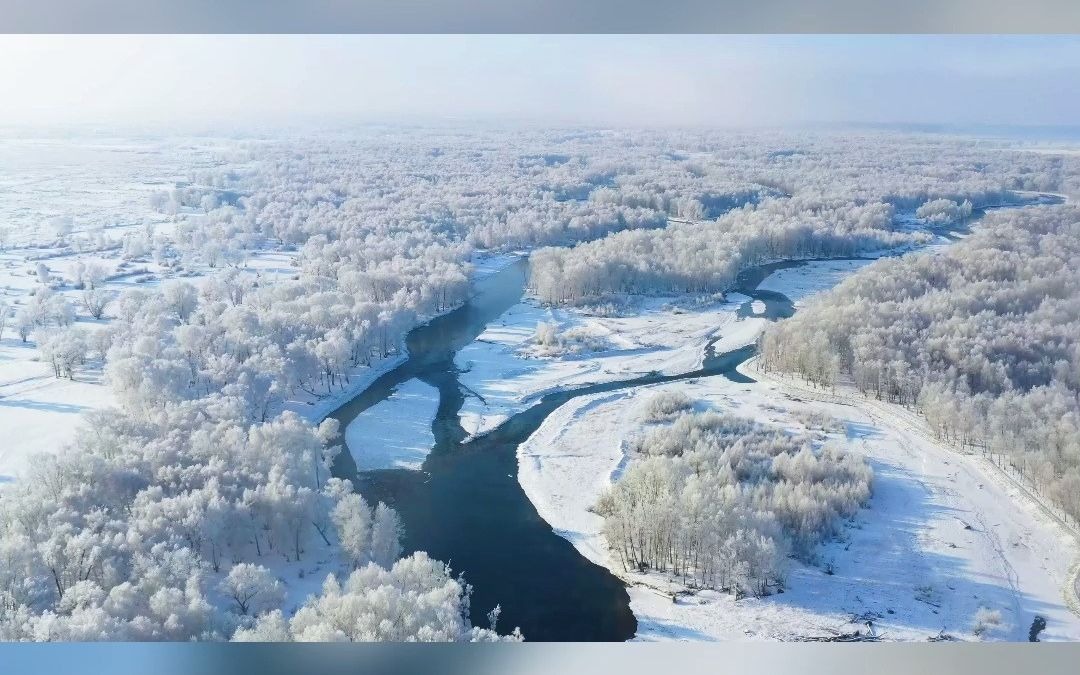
325, 193, 1066, 641
328, 257, 805, 641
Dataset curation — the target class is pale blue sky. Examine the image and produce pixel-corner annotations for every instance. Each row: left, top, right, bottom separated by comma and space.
1, 35, 1077, 129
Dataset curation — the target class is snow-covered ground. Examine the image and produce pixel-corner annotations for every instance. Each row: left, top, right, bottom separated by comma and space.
518, 367, 1080, 642
757, 259, 875, 307
0, 336, 114, 483
0, 136, 221, 244
469, 250, 527, 280
454, 256, 919, 442
344, 378, 440, 471
455, 294, 765, 438
0, 141, 297, 480
505, 254, 1080, 642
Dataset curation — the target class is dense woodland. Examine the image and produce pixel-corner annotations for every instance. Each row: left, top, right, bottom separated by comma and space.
1, 127, 1077, 641
0, 401, 519, 640
526, 132, 1076, 306
597, 410, 872, 596
760, 204, 1080, 522
528, 197, 912, 304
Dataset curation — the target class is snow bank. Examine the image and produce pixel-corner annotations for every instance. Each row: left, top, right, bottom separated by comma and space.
469, 250, 526, 280
344, 378, 439, 471
757, 259, 874, 306
518, 366, 1080, 642
517, 389, 634, 566
291, 352, 409, 425
456, 295, 749, 438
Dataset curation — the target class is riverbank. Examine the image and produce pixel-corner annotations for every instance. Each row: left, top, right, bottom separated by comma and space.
742, 357, 1080, 636
297, 249, 525, 428
518, 352, 1080, 641
455, 292, 764, 439
511, 242, 1080, 641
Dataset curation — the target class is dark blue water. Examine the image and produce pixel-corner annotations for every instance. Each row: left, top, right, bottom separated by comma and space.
327, 257, 805, 641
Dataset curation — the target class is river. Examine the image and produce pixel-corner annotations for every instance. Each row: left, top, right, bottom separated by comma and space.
328, 256, 808, 641
325, 193, 1066, 641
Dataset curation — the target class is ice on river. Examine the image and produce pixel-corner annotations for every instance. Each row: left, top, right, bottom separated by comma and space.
757, 259, 874, 306
344, 378, 439, 471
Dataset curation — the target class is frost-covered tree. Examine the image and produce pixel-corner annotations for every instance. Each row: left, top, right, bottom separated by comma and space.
38, 328, 87, 379
915, 198, 973, 225
527, 198, 918, 305
597, 412, 871, 596
162, 281, 198, 323
332, 494, 373, 569
80, 262, 108, 290
369, 502, 403, 569
232, 554, 521, 642
81, 288, 109, 320
640, 391, 694, 422
219, 564, 284, 616
35, 263, 51, 286
14, 309, 33, 342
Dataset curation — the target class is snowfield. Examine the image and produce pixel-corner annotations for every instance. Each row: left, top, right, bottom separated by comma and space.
516, 361, 1080, 642
344, 378, 440, 471
0, 336, 114, 483
756, 259, 875, 307
455, 294, 765, 438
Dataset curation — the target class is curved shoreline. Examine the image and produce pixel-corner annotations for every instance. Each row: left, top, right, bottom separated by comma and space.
325, 257, 793, 641
324, 193, 1069, 641
509, 193, 1073, 640
741, 356, 1080, 632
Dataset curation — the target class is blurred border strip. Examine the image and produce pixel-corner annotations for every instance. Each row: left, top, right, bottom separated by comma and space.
2, 643, 1080, 675
2, 0, 1080, 33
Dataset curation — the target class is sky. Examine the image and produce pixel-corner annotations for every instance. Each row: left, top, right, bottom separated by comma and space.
1, 35, 1079, 130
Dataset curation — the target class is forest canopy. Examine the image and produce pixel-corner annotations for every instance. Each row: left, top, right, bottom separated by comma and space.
597, 412, 872, 596
760, 204, 1080, 521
